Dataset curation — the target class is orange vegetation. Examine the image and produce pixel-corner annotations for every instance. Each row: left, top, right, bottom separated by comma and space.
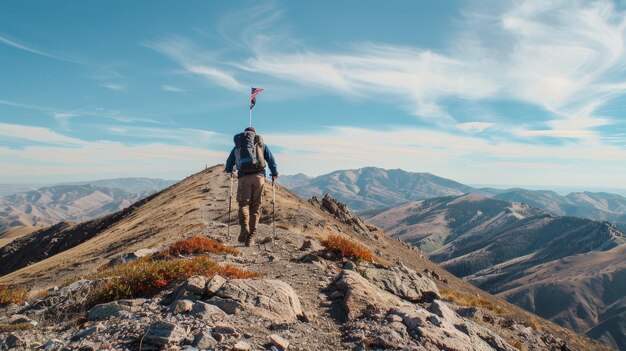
168, 236, 240, 256
322, 234, 374, 262
87, 255, 260, 305
0, 285, 27, 305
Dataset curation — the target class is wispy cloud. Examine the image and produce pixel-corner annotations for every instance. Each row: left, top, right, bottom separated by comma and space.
162, 84, 184, 92
148, 1, 626, 142
100, 83, 127, 91
0, 34, 82, 64
146, 37, 246, 91
0, 123, 86, 145
0, 98, 160, 125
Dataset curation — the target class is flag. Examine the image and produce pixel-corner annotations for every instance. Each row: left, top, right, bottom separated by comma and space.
250, 87, 264, 110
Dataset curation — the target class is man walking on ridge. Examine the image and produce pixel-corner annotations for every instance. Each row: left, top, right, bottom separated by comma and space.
225, 127, 279, 246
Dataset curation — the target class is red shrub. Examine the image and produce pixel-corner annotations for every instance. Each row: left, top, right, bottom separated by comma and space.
322, 235, 374, 262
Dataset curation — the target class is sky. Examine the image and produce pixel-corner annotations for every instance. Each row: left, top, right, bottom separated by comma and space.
1, 0, 626, 192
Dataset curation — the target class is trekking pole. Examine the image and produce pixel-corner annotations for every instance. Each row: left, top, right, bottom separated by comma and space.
227, 172, 234, 240
272, 177, 276, 237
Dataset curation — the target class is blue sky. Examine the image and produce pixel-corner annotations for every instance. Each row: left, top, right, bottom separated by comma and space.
1, 0, 626, 191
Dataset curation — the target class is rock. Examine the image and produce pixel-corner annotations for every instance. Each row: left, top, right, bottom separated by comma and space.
367, 325, 407, 349
361, 265, 440, 302
429, 300, 464, 326
190, 301, 228, 320
233, 341, 252, 351
20, 279, 111, 321
215, 279, 303, 323
108, 248, 158, 267
268, 334, 289, 350
206, 296, 241, 314
192, 331, 217, 349
343, 261, 356, 270
213, 323, 236, 334
333, 270, 409, 321
71, 326, 98, 341
42, 339, 65, 350
299, 253, 323, 264
317, 195, 373, 236
170, 299, 194, 314
206, 274, 227, 295
5, 334, 25, 348
185, 275, 208, 296
87, 301, 131, 321
142, 321, 187, 347
457, 306, 484, 320
457, 322, 518, 351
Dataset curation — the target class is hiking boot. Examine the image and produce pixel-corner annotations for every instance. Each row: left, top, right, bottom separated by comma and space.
238, 228, 249, 243
245, 234, 255, 247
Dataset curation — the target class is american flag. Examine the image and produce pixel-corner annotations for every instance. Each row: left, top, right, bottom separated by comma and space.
250, 87, 264, 110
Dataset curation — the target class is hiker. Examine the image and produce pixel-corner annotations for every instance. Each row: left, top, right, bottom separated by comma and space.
225, 127, 279, 246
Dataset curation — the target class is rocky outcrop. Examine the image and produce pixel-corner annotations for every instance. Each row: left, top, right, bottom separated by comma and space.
361, 264, 440, 302
332, 270, 410, 321
213, 279, 304, 323
311, 195, 375, 237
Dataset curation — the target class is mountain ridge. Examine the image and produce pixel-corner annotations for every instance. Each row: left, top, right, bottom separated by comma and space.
0, 165, 610, 351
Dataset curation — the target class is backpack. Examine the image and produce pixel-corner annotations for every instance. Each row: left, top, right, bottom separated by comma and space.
234, 131, 266, 173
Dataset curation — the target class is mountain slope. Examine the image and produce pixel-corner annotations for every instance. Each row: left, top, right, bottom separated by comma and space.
367, 194, 626, 348
0, 166, 608, 351
282, 167, 474, 212
498, 245, 626, 351
0, 178, 175, 230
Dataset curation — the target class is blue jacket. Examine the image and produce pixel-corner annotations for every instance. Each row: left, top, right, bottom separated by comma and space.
225, 144, 278, 178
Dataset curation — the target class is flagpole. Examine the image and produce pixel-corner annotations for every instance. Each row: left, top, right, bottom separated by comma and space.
249, 108, 252, 127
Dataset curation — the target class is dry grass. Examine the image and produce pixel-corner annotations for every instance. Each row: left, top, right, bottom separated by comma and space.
529, 317, 540, 330
322, 235, 375, 262
440, 288, 507, 315
0, 285, 27, 305
168, 236, 240, 256
87, 255, 260, 306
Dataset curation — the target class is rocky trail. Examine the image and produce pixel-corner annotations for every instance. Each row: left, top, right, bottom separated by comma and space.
0, 166, 612, 350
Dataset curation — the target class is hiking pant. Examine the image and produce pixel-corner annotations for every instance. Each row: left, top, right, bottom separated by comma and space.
237, 173, 265, 237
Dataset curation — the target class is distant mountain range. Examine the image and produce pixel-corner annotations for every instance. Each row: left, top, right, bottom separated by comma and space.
366, 193, 626, 350
0, 178, 176, 233
281, 167, 626, 226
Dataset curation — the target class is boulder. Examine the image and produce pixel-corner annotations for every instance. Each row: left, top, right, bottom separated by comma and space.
268, 334, 289, 350
5, 334, 25, 349
108, 248, 158, 267
87, 301, 131, 321
206, 296, 241, 314
192, 332, 217, 349
206, 274, 227, 295
333, 270, 409, 321
233, 341, 252, 351
142, 321, 187, 348
190, 301, 228, 320
215, 279, 303, 323
170, 299, 193, 314
71, 326, 99, 341
429, 300, 464, 326
185, 275, 207, 296
361, 265, 440, 302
